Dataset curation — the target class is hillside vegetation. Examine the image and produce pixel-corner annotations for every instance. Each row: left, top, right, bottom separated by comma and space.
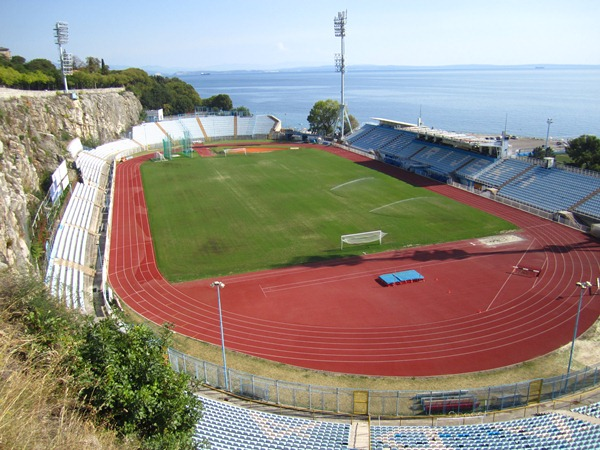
0, 271, 203, 449
0, 53, 245, 116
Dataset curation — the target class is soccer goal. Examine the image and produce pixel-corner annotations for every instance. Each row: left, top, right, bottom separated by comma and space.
224, 147, 247, 156
340, 230, 386, 249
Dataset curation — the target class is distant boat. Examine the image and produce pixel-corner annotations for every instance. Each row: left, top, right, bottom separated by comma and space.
200, 72, 211, 75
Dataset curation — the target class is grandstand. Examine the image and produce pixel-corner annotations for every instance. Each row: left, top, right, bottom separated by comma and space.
370, 409, 600, 450
345, 120, 600, 222
44, 138, 143, 313
195, 395, 351, 449
131, 114, 280, 148
194, 393, 600, 450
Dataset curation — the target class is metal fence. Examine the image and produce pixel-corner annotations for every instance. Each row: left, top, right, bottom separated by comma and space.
168, 348, 600, 417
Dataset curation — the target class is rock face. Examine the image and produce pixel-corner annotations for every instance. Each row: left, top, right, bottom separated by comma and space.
0, 88, 142, 271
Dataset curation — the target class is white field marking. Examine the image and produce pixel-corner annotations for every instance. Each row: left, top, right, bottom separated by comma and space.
369, 197, 429, 213
485, 237, 537, 312
330, 177, 374, 191
478, 234, 524, 247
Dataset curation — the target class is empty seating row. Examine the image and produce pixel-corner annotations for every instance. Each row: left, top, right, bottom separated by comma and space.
371, 412, 600, 450
411, 145, 479, 174
45, 182, 100, 312
194, 394, 600, 449
131, 115, 279, 147
499, 165, 600, 213
349, 124, 600, 220
573, 401, 600, 419
574, 193, 600, 218
76, 152, 109, 187
348, 125, 401, 151
347, 125, 494, 177
195, 396, 350, 450
345, 123, 376, 145
455, 156, 495, 178
472, 158, 532, 188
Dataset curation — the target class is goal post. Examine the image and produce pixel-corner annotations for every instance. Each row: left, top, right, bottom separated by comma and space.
341, 230, 386, 249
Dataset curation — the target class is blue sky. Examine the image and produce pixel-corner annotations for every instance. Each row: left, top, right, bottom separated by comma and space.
2, 0, 599, 71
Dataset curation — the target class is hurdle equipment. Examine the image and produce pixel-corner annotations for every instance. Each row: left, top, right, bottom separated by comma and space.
511, 265, 541, 278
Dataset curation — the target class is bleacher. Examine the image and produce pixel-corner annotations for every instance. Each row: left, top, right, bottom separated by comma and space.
345, 123, 377, 146
131, 114, 279, 147
347, 125, 493, 179
194, 394, 600, 449
45, 182, 100, 312
347, 123, 600, 221
157, 120, 186, 140
411, 145, 480, 175
371, 412, 600, 450
574, 193, 600, 219
499, 165, 600, 213
573, 401, 600, 420
46, 139, 143, 313
454, 156, 495, 179
252, 115, 280, 138
131, 122, 169, 147
194, 396, 351, 450
349, 125, 404, 152
470, 158, 532, 188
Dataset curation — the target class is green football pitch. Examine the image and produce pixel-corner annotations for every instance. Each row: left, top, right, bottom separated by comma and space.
140, 148, 517, 282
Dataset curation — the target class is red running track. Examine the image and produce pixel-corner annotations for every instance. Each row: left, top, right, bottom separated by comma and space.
108, 147, 600, 376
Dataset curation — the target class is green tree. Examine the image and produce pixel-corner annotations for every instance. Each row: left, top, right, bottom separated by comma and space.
203, 93, 233, 111
165, 77, 202, 114
85, 56, 101, 73
307, 99, 358, 137
232, 106, 251, 116
76, 319, 203, 448
531, 146, 555, 160
566, 135, 600, 171
307, 99, 339, 136
0, 66, 22, 86
101, 58, 110, 75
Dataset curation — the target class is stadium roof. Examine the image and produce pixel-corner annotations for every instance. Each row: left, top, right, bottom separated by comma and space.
373, 117, 505, 154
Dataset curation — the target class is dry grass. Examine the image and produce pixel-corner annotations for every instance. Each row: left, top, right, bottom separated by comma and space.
123, 301, 600, 393
0, 324, 134, 449
0, 274, 136, 450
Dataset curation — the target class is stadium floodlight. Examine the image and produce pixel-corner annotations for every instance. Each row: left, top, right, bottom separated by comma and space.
333, 10, 352, 140
210, 281, 229, 391
54, 21, 71, 93
54, 21, 69, 45
61, 50, 74, 76
565, 281, 592, 389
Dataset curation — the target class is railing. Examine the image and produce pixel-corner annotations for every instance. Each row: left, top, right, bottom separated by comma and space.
168, 348, 600, 417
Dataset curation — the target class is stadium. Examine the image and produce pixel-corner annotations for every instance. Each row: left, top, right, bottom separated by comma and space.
45, 112, 600, 449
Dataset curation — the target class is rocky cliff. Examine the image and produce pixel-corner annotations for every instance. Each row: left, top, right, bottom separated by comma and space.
0, 88, 142, 271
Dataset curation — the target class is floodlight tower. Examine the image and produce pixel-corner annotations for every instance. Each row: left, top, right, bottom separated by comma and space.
334, 10, 352, 139
54, 22, 73, 93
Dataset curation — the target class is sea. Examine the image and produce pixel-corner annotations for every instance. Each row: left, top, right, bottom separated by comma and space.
179, 66, 600, 139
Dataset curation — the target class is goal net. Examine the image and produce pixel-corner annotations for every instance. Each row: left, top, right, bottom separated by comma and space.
224, 147, 247, 156
340, 230, 386, 249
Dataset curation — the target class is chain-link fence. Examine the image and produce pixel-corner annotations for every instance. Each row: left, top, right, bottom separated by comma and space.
169, 348, 600, 417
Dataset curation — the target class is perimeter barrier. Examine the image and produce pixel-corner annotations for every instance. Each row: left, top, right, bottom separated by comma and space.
168, 348, 600, 417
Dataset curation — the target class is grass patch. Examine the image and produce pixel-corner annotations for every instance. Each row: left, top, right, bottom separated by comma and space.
141, 148, 516, 281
